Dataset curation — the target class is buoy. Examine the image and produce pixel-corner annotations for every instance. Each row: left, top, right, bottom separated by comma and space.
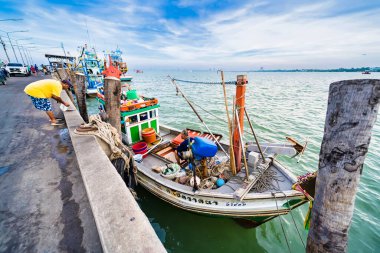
216, 178, 225, 187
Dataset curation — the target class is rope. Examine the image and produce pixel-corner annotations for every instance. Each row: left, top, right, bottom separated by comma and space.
275, 180, 306, 248
273, 193, 292, 253
74, 115, 138, 186
172, 78, 237, 85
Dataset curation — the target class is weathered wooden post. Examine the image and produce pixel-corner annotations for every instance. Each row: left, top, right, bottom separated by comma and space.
104, 76, 121, 140
74, 73, 89, 123
56, 68, 75, 104
307, 79, 380, 253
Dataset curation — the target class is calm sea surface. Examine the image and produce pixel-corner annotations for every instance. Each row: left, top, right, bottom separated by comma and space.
87, 71, 380, 253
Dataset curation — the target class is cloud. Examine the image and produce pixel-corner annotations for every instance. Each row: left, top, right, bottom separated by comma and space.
0, 0, 379, 69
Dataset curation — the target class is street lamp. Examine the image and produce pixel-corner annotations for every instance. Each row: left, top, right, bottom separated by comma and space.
14, 38, 33, 65
24, 46, 35, 63
6, 30, 28, 62
19, 43, 35, 65
18, 45, 29, 65
0, 36, 10, 62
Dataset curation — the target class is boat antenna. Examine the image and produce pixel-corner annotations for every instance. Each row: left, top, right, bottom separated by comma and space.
84, 18, 92, 47
169, 76, 229, 158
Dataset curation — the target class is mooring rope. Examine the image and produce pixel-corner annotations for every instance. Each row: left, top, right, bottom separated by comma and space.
273, 193, 292, 253
74, 115, 138, 186
172, 78, 237, 85
275, 180, 306, 248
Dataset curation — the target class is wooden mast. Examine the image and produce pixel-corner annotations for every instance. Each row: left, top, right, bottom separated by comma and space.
220, 71, 236, 175
232, 75, 248, 172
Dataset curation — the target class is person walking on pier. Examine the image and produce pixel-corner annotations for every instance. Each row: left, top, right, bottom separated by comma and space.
30, 65, 36, 76
24, 79, 71, 125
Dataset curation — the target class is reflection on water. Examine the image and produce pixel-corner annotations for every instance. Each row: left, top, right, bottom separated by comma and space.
87, 71, 380, 253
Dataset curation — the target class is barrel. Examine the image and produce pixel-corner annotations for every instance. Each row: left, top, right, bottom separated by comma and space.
132, 142, 148, 157
142, 128, 156, 144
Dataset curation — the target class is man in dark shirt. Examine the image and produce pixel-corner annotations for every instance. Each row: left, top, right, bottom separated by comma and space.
175, 130, 194, 165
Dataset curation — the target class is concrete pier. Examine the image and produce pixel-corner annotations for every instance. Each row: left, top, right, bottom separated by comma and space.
0, 76, 166, 252
0, 76, 102, 252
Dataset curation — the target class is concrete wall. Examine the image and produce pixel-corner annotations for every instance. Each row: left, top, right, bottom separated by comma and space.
61, 91, 166, 253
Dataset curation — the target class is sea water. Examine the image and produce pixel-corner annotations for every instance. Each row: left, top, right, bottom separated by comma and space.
87, 71, 380, 253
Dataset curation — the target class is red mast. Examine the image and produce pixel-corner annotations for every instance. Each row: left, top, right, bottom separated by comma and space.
233, 75, 248, 172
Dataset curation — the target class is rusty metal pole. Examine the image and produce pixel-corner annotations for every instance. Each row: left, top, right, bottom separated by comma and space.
75, 73, 89, 123
232, 75, 247, 172
104, 76, 121, 140
307, 79, 380, 253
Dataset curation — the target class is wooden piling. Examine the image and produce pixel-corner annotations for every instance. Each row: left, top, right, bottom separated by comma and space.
104, 76, 122, 139
56, 68, 75, 104
306, 79, 380, 253
75, 73, 89, 123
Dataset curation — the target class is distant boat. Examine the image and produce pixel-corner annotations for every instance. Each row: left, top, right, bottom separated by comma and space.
362, 71, 371, 74
120, 74, 133, 82
104, 48, 133, 81
76, 45, 104, 97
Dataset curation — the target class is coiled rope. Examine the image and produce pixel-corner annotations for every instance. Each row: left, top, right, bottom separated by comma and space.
74, 115, 138, 188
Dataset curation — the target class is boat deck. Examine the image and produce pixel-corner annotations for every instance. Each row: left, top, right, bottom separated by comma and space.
131, 126, 296, 196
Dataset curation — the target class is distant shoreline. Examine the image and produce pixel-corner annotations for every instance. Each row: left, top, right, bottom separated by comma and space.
221, 68, 380, 73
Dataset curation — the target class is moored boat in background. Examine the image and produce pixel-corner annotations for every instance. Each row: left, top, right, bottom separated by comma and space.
76, 45, 104, 96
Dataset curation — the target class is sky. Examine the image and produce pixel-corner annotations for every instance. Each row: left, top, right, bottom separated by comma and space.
0, 0, 379, 70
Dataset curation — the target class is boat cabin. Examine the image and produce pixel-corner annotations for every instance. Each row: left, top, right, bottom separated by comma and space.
97, 88, 160, 144
121, 104, 160, 144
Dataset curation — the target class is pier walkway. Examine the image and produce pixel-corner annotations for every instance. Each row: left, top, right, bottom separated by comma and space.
0, 76, 102, 252
0, 75, 166, 253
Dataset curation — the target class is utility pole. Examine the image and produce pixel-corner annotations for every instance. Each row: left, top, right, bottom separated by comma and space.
0, 36, 10, 62
306, 79, 380, 253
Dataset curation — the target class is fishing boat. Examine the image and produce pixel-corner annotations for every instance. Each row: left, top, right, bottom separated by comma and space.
362, 71, 371, 74
105, 48, 133, 82
76, 45, 104, 96
97, 75, 314, 227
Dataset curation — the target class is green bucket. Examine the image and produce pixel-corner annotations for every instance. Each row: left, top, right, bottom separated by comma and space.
127, 90, 138, 100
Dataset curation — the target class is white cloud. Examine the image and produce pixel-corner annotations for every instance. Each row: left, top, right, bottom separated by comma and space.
1, 0, 379, 69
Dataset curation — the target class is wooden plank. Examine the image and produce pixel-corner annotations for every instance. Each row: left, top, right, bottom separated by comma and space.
156, 146, 173, 156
